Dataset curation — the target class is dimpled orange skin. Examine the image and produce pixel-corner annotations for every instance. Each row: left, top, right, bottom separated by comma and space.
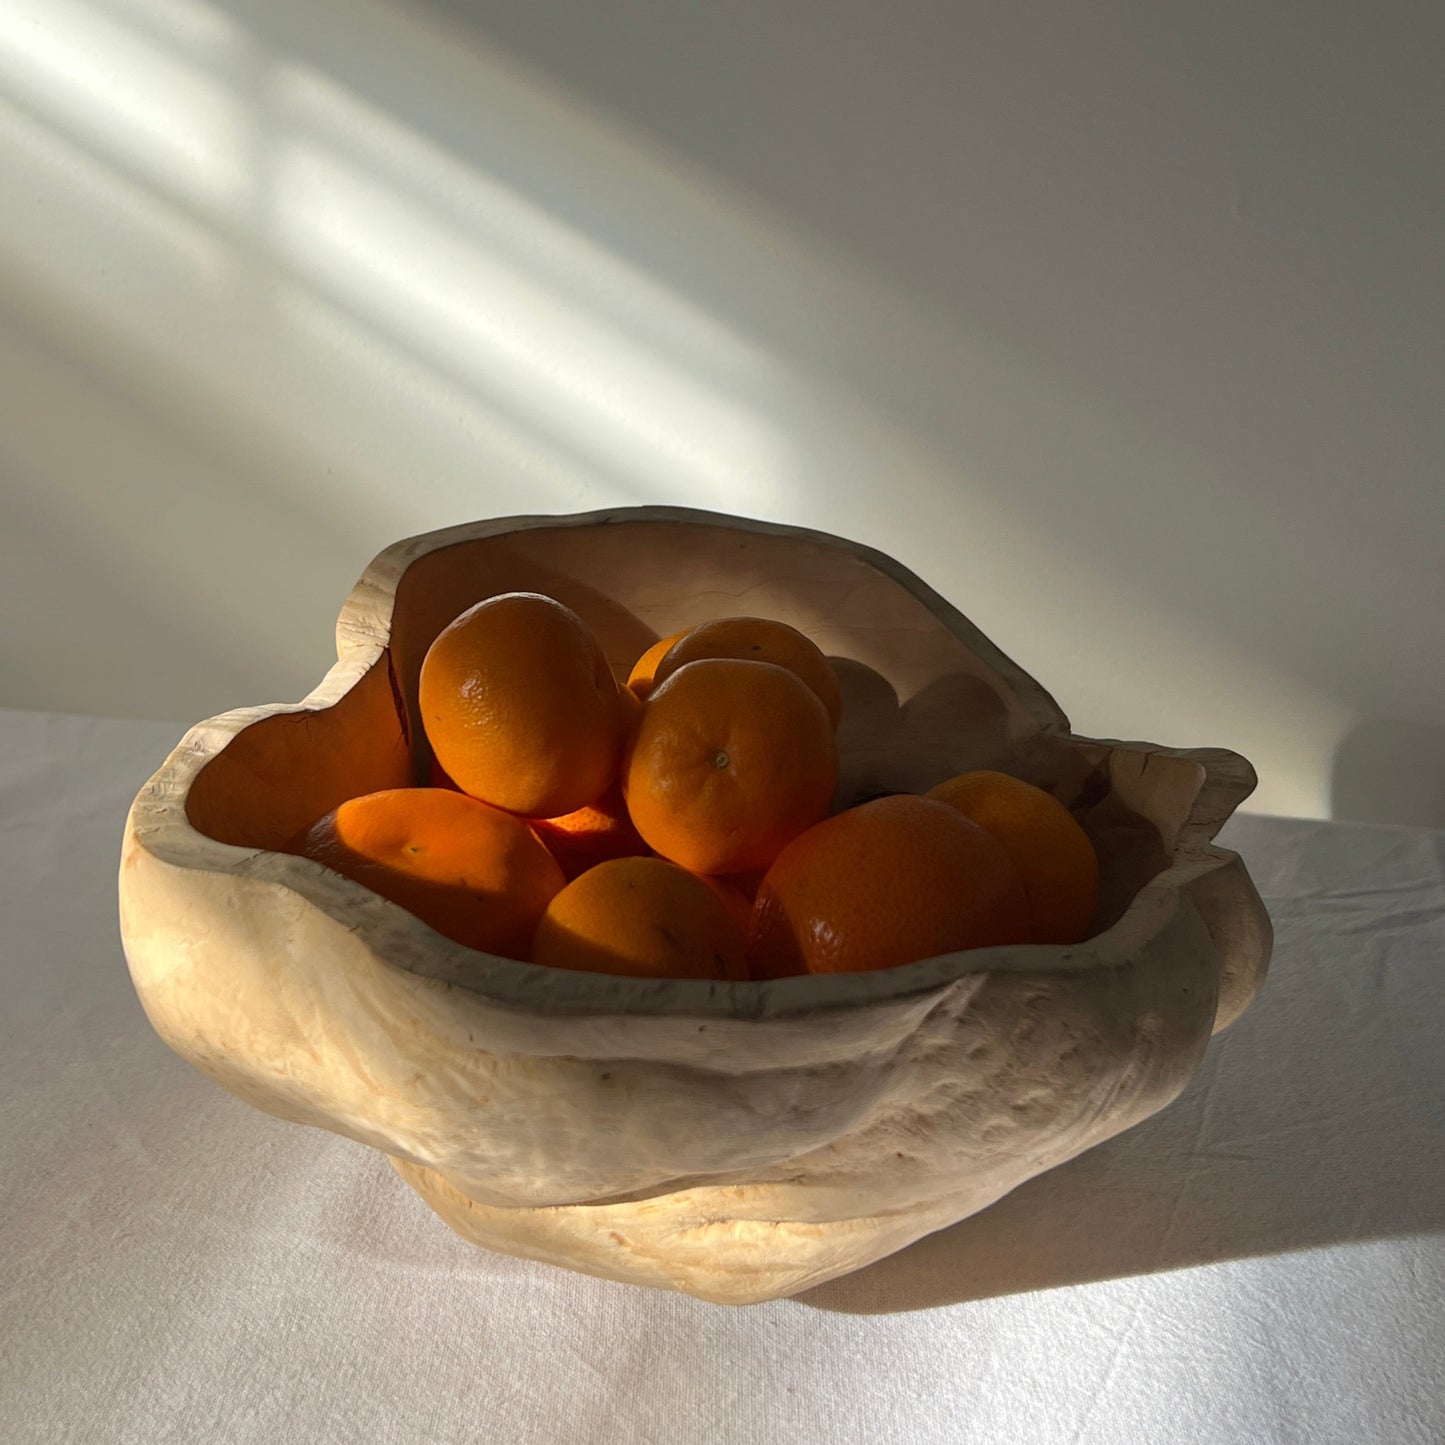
626, 630, 690, 700
295, 788, 565, 960
748, 794, 1030, 978
927, 770, 1100, 945
651, 617, 843, 727
622, 657, 839, 876
419, 592, 627, 818
532, 856, 748, 980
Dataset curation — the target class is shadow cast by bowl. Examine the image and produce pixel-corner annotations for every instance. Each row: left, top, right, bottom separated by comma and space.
796, 892, 1445, 1313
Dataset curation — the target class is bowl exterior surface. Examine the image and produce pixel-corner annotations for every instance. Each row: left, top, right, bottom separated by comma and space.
119, 509, 1271, 1302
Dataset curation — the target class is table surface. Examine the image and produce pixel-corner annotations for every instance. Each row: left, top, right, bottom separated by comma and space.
2, 707, 1441, 1445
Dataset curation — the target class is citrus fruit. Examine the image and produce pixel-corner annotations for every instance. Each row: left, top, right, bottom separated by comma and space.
927, 770, 1099, 944
532, 856, 747, 979
294, 788, 564, 958
530, 785, 649, 881
626, 630, 689, 700
419, 592, 627, 817
651, 617, 842, 726
622, 657, 838, 875
748, 793, 1029, 977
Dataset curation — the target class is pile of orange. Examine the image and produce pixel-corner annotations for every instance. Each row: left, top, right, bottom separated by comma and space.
291, 592, 1100, 980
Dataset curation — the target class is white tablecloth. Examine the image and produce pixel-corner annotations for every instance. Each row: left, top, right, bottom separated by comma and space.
2, 707, 1442, 1445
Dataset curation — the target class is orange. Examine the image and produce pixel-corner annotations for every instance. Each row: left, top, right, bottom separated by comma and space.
927, 770, 1099, 944
622, 658, 838, 875
419, 592, 628, 817
532, 856, 747, 980
651, 617, 842, 726
748, 794, 1029, 977
294, 788, 564, 959
626, 630, 689, 700
530, 785, 650, 881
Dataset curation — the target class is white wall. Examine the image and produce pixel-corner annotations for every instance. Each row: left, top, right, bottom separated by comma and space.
1, 0, 1442, 823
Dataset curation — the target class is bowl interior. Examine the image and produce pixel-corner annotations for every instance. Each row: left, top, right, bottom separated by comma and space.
184, 515, 1199, 941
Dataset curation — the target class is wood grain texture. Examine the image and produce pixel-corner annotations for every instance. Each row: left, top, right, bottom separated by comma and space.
118, 507, 1272, 1303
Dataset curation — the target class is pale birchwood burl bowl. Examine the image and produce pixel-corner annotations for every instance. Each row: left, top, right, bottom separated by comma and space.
119, 509, 1271, 1304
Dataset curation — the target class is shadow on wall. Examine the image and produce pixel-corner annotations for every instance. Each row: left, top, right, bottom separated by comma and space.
415, 0, 1445, 821
0, 0, 1441, 822
1332, 720, 1445, 828
0, 0, 801, 722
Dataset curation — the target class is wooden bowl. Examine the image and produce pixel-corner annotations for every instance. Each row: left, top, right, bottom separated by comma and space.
119, 508, 1271, 1304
